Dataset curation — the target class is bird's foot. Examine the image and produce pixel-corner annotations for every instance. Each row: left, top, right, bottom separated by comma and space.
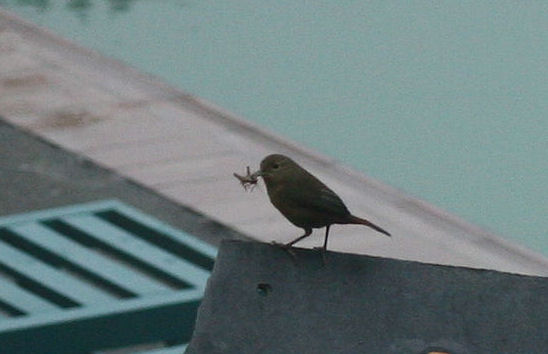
271, 241, 291, 249
271, 241, 297, 258
312, 246, 328, 265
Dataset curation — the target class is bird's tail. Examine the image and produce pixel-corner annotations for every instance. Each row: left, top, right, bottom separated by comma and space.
346, 215, 391, 237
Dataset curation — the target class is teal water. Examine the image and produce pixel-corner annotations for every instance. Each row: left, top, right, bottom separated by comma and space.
2, 1, 546, 255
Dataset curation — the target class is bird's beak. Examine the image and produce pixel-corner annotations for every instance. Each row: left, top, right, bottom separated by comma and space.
251, 170, 263, 178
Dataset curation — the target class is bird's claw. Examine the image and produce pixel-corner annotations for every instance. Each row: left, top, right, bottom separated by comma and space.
312, 246, 328, 265
271, 241, 297, 258
271, 241, 289, 248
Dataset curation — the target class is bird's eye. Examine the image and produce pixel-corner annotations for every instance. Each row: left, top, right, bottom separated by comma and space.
272, 163, 280, 169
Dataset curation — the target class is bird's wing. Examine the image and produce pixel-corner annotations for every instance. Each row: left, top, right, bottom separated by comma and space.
287, 176, 350, 217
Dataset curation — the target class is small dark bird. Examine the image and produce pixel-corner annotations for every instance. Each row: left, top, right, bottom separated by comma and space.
257, 154, 390, 252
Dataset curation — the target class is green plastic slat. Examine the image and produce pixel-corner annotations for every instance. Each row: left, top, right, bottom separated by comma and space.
11, 223, 171, 296
64, 215, 211, 289
0, 291, 202, 354
0, 242, 113, 305
0, 289, 202, 331
0, 281, 57, 315
101, 202, 216, 259
96, 209, 215, 271
0, 200, 216, 353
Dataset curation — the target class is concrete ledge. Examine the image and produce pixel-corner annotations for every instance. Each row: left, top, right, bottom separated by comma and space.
187, 240, 547, 353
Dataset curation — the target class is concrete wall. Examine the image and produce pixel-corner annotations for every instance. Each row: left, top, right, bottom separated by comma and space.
187, 240, 547, 354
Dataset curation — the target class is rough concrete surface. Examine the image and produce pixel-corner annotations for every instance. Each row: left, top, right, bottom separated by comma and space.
187, 240, 548, 354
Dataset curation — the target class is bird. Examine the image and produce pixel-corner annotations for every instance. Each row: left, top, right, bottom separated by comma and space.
257, 154, 390, 252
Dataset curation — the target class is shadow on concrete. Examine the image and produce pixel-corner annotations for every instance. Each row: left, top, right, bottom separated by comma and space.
0, 118, 248, 247
187, 240, 547, 354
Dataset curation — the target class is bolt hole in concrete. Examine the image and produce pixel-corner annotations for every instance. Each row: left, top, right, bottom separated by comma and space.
256, 283, 272, 296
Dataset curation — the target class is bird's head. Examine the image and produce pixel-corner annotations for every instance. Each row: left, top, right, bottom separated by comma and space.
259, 154, 298, 184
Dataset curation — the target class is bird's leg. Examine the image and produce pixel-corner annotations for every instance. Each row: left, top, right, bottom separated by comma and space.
322, 225, 330, 252
274, 228, 311, 260
284, 228, 313, 248
271, 228, 312, 252
313, 225, 330, 264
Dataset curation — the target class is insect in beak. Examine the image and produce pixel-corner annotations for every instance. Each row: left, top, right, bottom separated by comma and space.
233, 166, 261, 191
